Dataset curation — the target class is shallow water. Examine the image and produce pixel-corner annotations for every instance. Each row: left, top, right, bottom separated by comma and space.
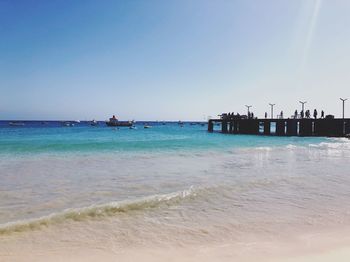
0, 122, 350, 246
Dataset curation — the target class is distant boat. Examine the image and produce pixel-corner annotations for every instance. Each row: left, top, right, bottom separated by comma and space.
129, 126, 137, 129
144, 125, 152, 129
74, 120, 81, 123
106, 115, 133, 127
90, 120, 98, 126
9, 121, 25, 126
62, 121, 74, 127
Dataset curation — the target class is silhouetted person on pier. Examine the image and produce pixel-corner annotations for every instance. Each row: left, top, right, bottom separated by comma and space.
294, 110, 298, 119
301, 110, 304, 119
306, 110, 310, 118
251, 112, 254, 119
321, 110, 325, 119
280, 111, 283, 119
313, 109, 318, 119
265, 112, 267, 119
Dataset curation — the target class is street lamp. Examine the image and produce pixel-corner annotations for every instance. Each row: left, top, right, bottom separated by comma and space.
340, 98, 347, 119
299, 101, 307, 118
245, 105, 252, 117
269, 103, 275, 119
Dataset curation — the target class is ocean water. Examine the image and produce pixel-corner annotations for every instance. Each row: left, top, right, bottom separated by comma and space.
1, 121, 350, 249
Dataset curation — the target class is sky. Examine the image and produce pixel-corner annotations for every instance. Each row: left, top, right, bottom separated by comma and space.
1, 0, 350, 121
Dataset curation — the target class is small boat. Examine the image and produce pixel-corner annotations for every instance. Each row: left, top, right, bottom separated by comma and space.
91, 120, 98, 126
9, 121, 25, 126
144, 125, 152, 129
62, 121, 74, 127
129, 126, 137, 129
106, 115, 133, 127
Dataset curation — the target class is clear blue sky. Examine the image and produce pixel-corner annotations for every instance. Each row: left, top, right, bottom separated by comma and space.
1, 0, 349, 120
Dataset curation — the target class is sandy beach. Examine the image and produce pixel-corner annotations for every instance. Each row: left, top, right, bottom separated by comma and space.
1, 220, 350, 262
2, 239, 350, 262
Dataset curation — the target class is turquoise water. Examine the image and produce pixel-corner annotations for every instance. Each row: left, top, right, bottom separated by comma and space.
1, 121, 350, 245
0, 122, 327, 155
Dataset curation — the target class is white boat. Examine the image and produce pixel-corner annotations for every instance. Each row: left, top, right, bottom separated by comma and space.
9, 121, 25, 126
91, 120, 98, 126
62, 121, 74, 127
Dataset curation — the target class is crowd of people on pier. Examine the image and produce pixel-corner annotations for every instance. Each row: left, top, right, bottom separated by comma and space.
221, 109, 328, 120
291, 109, 325, 119
221, 112, 258, 120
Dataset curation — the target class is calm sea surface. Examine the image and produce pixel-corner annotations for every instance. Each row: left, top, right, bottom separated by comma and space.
1, 120, 350, 245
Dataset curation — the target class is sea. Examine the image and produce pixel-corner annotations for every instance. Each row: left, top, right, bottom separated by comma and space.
1, 120, 350, 256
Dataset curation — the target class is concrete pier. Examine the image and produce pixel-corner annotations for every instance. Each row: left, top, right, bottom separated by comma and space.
208, 118, 350, 137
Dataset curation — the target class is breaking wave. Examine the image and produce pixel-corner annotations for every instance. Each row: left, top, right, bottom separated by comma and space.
0, 187, 196, 235
308, 138, 350, 150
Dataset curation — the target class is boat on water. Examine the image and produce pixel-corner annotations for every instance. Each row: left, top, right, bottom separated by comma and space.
106, 115, 133, 127
9, 121, 25, 126
62, 121, 74, 127
90, 120, 98, 126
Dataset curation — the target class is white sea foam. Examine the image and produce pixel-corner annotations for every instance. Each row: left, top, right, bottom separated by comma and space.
0, 187, 197, 235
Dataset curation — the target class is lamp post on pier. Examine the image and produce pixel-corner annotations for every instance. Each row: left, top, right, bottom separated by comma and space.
299, 101, 307, 118
245, 105, 252, 118
269, 103, 275, 119
340, 98, 347, 119
340, 98, 348, 136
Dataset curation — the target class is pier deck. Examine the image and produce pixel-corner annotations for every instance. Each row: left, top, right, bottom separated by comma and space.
208, 118, 350, 137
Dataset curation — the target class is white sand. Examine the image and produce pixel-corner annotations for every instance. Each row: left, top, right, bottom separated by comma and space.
2, 245, 350, 262
2, 218, 350, 262
2, 232, 350, 262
